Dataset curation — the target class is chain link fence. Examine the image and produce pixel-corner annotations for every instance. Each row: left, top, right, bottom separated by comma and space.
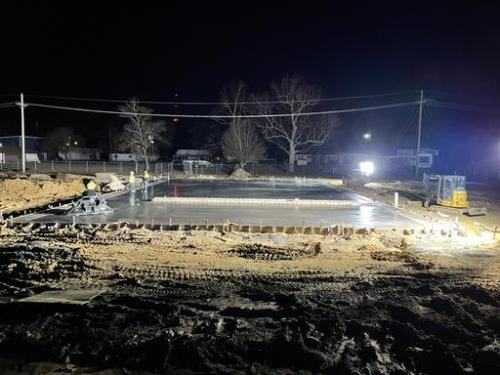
0, 160, 338, 177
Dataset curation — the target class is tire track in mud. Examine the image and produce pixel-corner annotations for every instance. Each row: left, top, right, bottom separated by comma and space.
0, 229, 499, 373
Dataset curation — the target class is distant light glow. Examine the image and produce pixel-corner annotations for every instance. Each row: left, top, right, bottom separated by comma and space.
363, 133, 371, 140
359, 161, 374, 176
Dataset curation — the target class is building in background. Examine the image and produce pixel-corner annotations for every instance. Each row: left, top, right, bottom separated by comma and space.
173, 149, 211, 162
109, 153, 159, 162
0, 136, 44, 166
58, 147, 101, 161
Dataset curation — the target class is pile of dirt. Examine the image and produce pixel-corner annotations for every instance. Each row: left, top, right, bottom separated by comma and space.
230, 167, 251, 178
95, 173, 126, 192
0, 178, 85, 214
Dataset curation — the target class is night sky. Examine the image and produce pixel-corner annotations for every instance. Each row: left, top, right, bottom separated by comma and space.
1, 1, 499, 167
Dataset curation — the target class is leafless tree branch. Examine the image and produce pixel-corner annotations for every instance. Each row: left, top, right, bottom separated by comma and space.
118, 98, 168, 170
253, 75, 339, 173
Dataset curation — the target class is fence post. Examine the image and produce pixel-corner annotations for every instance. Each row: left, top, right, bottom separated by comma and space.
120, 162, 123, 173
51, 160, 54, 173
103, 161, 106, 172
34, 161, 37, 173
16, 159, 19, 170
155, 162, 158, 175
68, 160, 71, 172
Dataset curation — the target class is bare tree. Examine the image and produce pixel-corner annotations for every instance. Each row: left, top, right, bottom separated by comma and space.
219, 82, 265, 168
222, 122, 265, 167
118, 98, 167, 170
253, 75, 338, 173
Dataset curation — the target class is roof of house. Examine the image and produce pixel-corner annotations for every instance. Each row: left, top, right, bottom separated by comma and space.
174, 149, 210, 156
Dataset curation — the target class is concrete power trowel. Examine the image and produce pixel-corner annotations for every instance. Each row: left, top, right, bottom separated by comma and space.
66, 193, 113, 216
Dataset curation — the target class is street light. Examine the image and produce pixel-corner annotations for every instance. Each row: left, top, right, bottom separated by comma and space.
363, 133, 371, 140
66, 136, 78, 162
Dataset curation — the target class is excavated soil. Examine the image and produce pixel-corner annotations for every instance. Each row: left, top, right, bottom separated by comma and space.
230, 168, 252, 178
0, 178, 85, 215
0, 226, 499, 374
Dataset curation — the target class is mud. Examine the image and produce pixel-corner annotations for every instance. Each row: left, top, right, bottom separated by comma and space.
0, 228, 498, 374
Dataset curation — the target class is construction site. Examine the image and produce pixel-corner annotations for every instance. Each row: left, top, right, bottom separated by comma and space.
2, 3, 500, 373
0, 170, 498, 374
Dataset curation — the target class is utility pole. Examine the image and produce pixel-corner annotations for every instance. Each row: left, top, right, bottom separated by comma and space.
415, 89, 424, 179
17, 93, 27, 173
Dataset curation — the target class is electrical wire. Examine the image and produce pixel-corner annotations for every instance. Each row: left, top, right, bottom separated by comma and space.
25, 100, 421, 119
0, 102, 16, 108
394, 105, 418, 142
427, 99, 500, 114
26, 90, 416, 106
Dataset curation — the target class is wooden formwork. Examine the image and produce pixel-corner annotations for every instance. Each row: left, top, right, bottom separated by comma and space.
1, 220, 389, 236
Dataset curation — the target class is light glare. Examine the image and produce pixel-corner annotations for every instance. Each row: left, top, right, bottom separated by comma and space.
359, 161, 374, 176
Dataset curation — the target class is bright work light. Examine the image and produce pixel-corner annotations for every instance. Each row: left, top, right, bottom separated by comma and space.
359, 161, 374, 176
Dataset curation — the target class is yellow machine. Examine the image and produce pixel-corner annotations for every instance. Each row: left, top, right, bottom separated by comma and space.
423, 174, 468, 208
423, 174, 486, 215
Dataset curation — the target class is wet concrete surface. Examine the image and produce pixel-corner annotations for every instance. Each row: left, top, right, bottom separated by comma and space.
15, 180, 425, 229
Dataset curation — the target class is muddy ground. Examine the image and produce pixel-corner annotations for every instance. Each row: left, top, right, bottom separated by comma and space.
0, 226, 498, 374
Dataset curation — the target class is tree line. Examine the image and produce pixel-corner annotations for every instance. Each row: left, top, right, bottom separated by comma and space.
42, 75, 339, 173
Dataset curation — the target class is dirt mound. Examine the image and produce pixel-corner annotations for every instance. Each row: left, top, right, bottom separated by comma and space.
0, 178, 85, 214
230, 167, 251, 178
95, 173, 125, 192
28, 173, 53, 181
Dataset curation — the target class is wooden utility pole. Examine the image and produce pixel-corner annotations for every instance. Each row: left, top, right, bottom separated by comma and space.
415, 89, 424, 179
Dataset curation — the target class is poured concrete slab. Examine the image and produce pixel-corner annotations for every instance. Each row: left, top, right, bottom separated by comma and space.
13, 180, 427, 229
18, 289, 105, 305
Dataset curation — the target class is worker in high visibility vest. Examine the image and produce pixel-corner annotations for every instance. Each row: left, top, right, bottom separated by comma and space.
129, 171, 136, 192
86, 180, 97, 195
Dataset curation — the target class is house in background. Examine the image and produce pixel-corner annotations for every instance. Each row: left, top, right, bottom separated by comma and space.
58, 147, 101, 161
173, 149, 211, 162
109, 153, 159, 162
0, 135, 44, 165
0, 136, 43, 151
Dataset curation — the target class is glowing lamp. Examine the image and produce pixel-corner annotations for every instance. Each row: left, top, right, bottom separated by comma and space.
359, 161, 374, 176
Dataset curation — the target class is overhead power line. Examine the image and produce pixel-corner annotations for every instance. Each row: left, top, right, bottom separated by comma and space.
26, 90, 415, 106
25, 100, 421, 119
0, 102, 16, 108
427, 99, 500, 114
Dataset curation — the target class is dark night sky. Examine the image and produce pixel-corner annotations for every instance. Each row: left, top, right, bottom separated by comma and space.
1, 1, 500, 165
2, 1, 500, 97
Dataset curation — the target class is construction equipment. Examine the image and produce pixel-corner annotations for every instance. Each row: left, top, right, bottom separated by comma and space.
423, 174, 486, 216
66, 193, 113, 216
